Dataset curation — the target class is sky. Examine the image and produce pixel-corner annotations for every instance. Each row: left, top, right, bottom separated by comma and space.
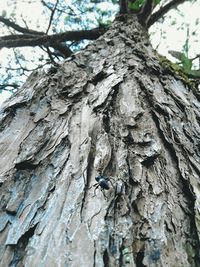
0, 0, 200, 105
150, 1, 200, 60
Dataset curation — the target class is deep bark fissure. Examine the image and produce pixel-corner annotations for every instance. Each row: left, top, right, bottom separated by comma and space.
151, 110, 200, 260
134, 64, 200, 265
136, 250, 146, 267
15, 161, 38, 170
9, 224, 38, 267
93, 241, 97, 267
103, 249, 109, 267
80, 147, 95, 222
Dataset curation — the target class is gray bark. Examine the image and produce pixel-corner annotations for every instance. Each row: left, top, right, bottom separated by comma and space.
0, 15, 200, 267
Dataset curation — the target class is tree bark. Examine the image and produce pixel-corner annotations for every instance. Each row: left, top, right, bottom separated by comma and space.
1, 15, 200, 267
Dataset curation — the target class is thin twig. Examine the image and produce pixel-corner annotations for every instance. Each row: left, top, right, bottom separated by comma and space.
0, 16, 44, 35
46, 0, 59, 34
46, 47, 59, 65
147, 0, 187, 28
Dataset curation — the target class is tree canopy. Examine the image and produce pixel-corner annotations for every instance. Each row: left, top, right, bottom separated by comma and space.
0, 0, 199, 94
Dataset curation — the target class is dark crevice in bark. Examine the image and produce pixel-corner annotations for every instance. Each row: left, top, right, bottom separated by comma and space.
164, 220, 173, 233
93, 82, 122, 113
141, 154, 159, 167
118, 245, 123, 267
80, 179, 88, 222
0, 108, 22, 132
193, 91, 200, 102
103, 143, 116, 179
153, 103, 170, 117
188, 158, 200, 178
102, 111, 110, 134
50, 140, 71, 180
132, 49, 147, 62
47, 65, 58, 75
91, 70, 108, 86
152, 111, 194, 199
182, 126, 195, 145
93, 241, 96, 267
103, 249, 109, 267
126, 155, 136, 187
5, 209, 17, 216
0, 115, 12, 132
9, 224, 38, 267
4, 102, 28, 113
123, 131, 135, 146
151, 111, 200, 264
80, 140, 96, 222
135, 250, 145, 267
195, 114, 200, 128
109, 236, 117, 255
159, 78, 187, 114
15, 161, 38, 170
107, 82, 121, 111
194, 248, 200, 267
137, 75, 195, 195
101, 90, 121, 178
104, 193, 117, 225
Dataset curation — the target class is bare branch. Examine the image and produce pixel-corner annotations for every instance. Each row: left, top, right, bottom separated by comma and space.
0, 16, 44, 35
147, 0, 187, 28
0, 27, 107, 49
119, 0, 128, 14
41, 0, 74, 16
45, 47, 59, 65
41, 0, 53, 11
1, 34, 37, 41
51, 42, 72, 58
138, 0, 154, 26
46, 0, 59, 34
0, 83, 19, 91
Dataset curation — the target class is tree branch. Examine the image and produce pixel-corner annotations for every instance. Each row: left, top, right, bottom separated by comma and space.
119, 0, 128, 14
45, 46, 59, 65
0, 16, 44, 35
138, 0, 154, 26
41, 0, 74, 16
147, 0, 187, 28
1, 34, 37, 40
0, 83, 19, 91
51, 42, 72, 58
46, 0, 59, 34
0, 27, 107, 49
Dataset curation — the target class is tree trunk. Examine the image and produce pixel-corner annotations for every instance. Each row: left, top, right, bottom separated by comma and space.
1, 15, 200, 267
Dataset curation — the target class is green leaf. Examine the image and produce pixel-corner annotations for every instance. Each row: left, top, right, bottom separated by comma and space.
128, 0, 145, 11
181, 54, 193, 72
154, 0, 161, 5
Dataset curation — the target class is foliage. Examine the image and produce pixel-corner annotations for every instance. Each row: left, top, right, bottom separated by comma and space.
128, 0, 145, 11
128, 0, 161, 12
0, 0, 118, 93
150, 0, 200, 79
0, 0, 199, 96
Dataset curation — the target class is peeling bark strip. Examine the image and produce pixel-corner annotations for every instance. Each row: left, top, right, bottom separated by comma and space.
0, 15, 200, 267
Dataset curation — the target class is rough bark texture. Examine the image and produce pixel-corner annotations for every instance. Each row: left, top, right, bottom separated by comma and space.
1, 15, 200, 267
